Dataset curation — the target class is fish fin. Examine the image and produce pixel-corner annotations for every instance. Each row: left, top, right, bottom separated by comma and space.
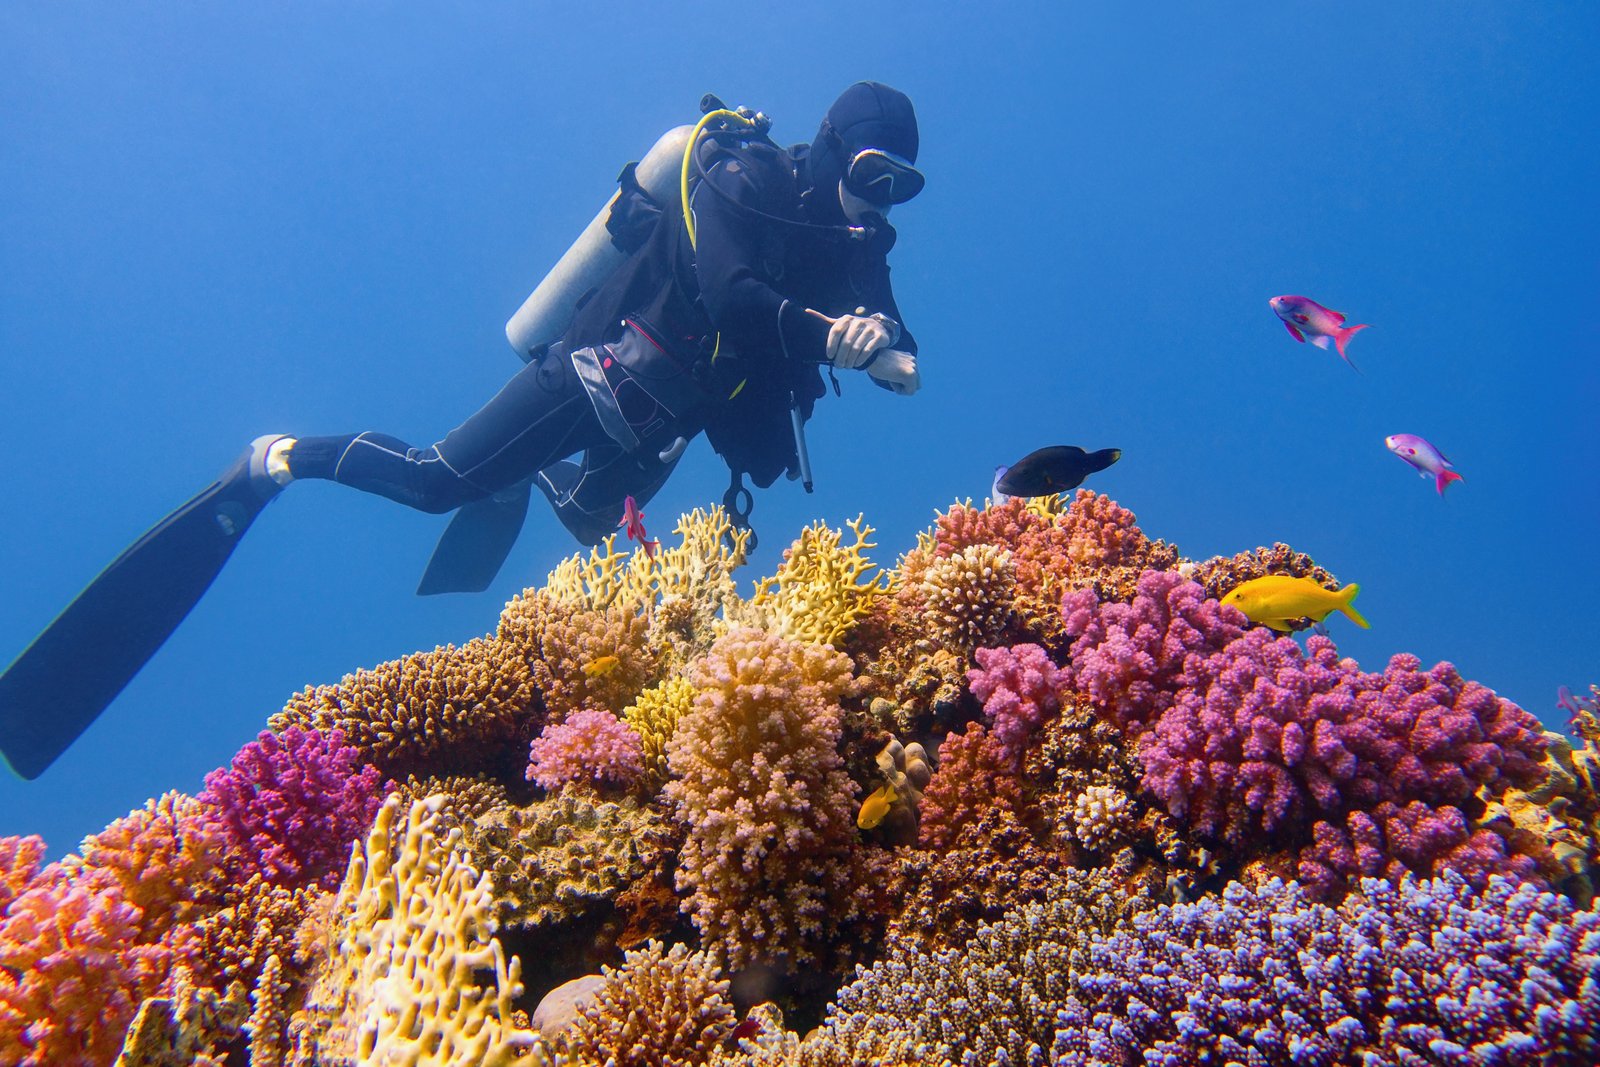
1333, 323, 1369, 364
1284, 321, 1306, 343
1262, 618, 1295, 633
1435, 469, 1464, 496
1308, 333, 1332, 350
1338, 583, 1371, 629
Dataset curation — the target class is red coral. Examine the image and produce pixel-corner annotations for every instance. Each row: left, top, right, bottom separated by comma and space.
919, 723, 1025, 849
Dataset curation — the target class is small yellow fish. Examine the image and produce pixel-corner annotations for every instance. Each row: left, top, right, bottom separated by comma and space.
582, 655, 620, 679
1221, 575, 1369, 633
857, 783, 898, 830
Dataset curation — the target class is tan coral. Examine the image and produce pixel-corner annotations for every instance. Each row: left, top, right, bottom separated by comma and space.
918, 543, 1016, 657
497, 590, 658, 722
173, 873, 321, 994
560, 940, 736, 1065
247, 954, 291, 1067
732, 516, 889, 647
1071, 785, 1133, 852
271, 633, 540, 775
290, 794, 553, 1067
1478, 729, 1599, 905
1185, 542, 1340, 607
114, 963, 247, 1067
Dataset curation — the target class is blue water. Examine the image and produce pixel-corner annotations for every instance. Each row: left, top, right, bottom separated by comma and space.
2, 3, 1595, 856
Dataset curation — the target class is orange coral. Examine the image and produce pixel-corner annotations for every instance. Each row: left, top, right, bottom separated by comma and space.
665, 629, 862, 971
917, 724, 1025, 850
497, 589, 658, 722
0, 836, 44, 914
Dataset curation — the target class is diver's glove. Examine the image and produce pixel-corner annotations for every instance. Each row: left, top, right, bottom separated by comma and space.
865, 349, 920, 396
808, 307, 899, 369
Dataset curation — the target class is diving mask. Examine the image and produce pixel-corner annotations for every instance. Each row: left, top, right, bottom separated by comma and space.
844, 147, 925, 206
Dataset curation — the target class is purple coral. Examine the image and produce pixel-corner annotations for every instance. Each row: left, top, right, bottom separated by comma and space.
200, 726, 389, 890
525, 708, 646, 792
1052, 873, 1600, 1067
1060, 570, 1245, 734
968, 643, 1069, 768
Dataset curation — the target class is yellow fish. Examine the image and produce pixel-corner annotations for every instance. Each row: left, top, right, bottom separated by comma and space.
582, 655, 620, 679
857, 783, 898, 830
1221, 575, 1369, 633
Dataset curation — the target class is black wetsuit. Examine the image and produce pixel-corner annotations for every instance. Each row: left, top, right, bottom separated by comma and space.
285, 139, 917, 545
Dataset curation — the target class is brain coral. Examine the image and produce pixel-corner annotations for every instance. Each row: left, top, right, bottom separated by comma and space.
1052, 873, 1600, 1066
664, 628, 861, 970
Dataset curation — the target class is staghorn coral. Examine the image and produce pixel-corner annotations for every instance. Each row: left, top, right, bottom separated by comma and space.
200, 726, 389, 891
497, 589, 658, 723
248, 953, 291, 1067
525, 708, 646, 792
624, 674, 698, 789
733, 516, 888, 647
968, 641, 1068, 768
806, 868, 1144, 1067
664, 629, 861, 971
271, 632, 539, 776
1052, 873, 1600, 1066
560, 940, 736, 1066
291, 794, 550, 1066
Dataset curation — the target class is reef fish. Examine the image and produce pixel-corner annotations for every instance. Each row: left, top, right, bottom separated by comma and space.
857, 783, 898, 830
1269, 294, 1369, 369
1385, 433, 1463, 496
995, 446, 1121, 498
1221, 575, 1369, 633
619, 495, 660, 557
582, 655, 620, 679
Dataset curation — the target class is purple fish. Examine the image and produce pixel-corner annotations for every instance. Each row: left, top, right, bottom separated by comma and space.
1385, 433, 1463, 495
1269, 295, 1370, 369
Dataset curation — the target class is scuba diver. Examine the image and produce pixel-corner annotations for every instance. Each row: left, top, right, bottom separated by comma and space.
0, 82, 925, 779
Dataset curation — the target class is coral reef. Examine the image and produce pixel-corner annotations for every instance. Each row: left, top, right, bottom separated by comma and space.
14, 494, 1595, 1066
201, 726, 389, 890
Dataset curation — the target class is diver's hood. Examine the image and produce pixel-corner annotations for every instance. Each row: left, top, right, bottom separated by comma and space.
805, 81, 920, 220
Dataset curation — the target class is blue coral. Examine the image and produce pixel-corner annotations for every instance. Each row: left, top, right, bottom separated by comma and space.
1051, 873, 1600, 1067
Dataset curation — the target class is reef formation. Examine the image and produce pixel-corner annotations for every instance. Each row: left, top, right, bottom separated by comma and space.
3, 494, 1597, 1066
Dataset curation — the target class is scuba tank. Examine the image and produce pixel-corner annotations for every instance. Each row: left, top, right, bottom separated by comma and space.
504, 124, 694, 362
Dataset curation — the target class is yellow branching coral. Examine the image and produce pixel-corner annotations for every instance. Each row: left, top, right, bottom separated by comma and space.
665, 629, 861, 971
271, 634, 539, 775
734, 516, 888, 647
624, 675, 699, 789
291, 794, 551, 1067
248, 954, 291, 1067
918, 543, 1016, 656
561, 940, 736, 1065
496, 590, 657, 722
545, 506, 750, 620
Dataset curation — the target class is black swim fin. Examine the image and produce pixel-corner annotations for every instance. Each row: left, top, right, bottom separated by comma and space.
0, 440, 283, 780
416, 481, 531, 595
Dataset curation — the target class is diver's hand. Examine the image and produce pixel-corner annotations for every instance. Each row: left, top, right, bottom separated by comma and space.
807, 307, 896, 370
866, 349, 920, 395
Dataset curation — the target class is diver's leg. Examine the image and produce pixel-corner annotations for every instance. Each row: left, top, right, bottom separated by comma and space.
536, 444, 681, 546
286, 347, 603, 514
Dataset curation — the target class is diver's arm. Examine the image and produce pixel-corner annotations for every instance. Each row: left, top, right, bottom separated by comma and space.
691, 161, 832, 364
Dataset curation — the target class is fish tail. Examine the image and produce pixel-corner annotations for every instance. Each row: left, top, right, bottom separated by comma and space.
1435, 469, 1464, 496
1338, 583, 1370, 629
1333, 323, 1370, 365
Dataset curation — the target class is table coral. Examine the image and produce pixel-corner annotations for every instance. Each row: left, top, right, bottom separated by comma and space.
1052, 873, 1600, 1066
272, 632, 540, 776
560, 940, 736, 1066
201, 726, 389, 891
664, 629, 862, 970
525, 708, 646, 792
291, 794, 549, 1066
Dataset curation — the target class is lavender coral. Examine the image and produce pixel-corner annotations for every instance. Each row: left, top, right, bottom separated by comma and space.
1053, 873, 1600, 1066
525, 708, 646, 792
663, 628, 860, 970
201, 726, 389, 890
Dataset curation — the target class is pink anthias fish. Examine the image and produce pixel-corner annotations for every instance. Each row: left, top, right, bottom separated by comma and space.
619, 495, 660, 557
1385, 433, 1464, 496
1269, 295, 1370, 369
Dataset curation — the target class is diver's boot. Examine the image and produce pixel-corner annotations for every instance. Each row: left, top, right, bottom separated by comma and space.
220, 434, 297, 505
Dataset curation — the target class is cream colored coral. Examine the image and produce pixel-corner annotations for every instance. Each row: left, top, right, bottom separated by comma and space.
545, 506, 750, 618
734, 516, 888, 647
1071, 785, 1131, 851
624, 675, 699, 788
918, 543, 1015, 655
294, 795, 551, 1066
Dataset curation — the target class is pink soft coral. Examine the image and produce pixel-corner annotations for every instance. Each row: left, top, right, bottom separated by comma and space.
200, 726, 390, 891
968, 643, 1069, 769
525, 708, 647, 791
